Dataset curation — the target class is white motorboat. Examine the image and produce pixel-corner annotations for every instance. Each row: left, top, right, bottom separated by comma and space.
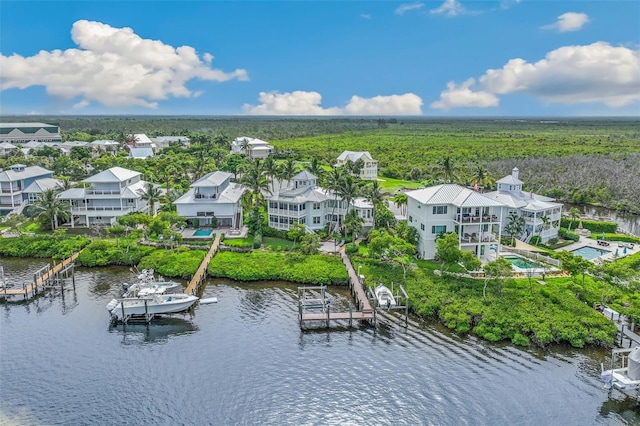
106, 293, 199, 321
121, 269, 182, 297
375, 284, 396, 309
601, 346, 640, 393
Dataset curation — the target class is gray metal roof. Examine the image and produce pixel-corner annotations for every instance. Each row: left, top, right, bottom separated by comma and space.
0, 165, 53, 182
174, 182, 246, 205
22, 178, 63, 194
407, 184, 504, 207
337, 150, 374, 161
192, 171, 232, 187
83, 167, 141, 183
128, 148, 154, 159
293, 170, 317, 181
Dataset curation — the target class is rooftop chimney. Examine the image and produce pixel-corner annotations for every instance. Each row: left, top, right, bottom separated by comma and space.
512, 167, 519, 181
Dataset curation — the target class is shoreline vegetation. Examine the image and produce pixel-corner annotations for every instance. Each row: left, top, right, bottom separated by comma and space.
1, 117, 639, 349
2, 229, 638, 349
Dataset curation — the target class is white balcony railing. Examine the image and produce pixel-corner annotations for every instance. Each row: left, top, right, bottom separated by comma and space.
71, 206, 136, 212
85, 189, 122, 195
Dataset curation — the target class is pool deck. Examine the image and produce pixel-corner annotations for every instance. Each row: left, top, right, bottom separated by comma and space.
560, 236, 637, 263
180, 226, 248, 240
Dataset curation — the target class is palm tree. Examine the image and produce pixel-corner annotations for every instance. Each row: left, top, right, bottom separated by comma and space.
240, 137, 252, 157
323, 167, 348, 232
344, 209, 364, 243
433, 156, 460, 184
262, 157, 279, 192
393, 192, 408, 216
279, 158, 298, 184
567, 207, 579, 231
308, 157, 324, 178
366, 181, 386, 207
141, 183, 162, 216
336, 175, 363, 220
30, 189, 70, 230
504, 212, 525, 246
470, 164, 495, 192
241, 163, 271, 207
539, 215, 550, 243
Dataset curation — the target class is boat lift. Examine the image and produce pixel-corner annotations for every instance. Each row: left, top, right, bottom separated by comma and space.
367, 282, 410, 326
601, 346, 640, 401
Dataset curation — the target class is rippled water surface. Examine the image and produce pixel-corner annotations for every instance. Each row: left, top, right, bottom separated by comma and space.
1, 258, 638, 425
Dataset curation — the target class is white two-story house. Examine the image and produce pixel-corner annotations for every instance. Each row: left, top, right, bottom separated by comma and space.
335, 151, 378, 180
484, 167, 563, 243
230, 137, 274, 159
0, 164, 54, 216
174, 171, 246, 228
406, 184, 505, 262
267, 170, 374, 233
57, 166, 155, 226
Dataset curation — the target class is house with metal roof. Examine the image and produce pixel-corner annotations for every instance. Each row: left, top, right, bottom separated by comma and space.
128, 147, 154, 159
267, 170, 373, 232
0, 122, 61, 144
57, 166, 155, 227
484, 167, 563, 243
230, 137, 274, 159
335, 151, 378, 180
406, 183, 505, 261
0, 164, 54, 216
0, 142, 18, 156
174, 171, 247, 229
22, 178, 63, 206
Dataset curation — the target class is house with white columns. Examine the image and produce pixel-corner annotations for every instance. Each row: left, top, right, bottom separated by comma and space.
484, 167, 563, 244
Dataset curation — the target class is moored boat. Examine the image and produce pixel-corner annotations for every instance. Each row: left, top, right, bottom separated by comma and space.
106, 293, 199, 321
375, 284, 396, 309
122, 269, 182, 297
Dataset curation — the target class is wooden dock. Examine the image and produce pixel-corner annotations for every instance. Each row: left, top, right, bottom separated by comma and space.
1, 251, 80, 300
617, 321, 640, 347
184, 234, 220, 295
298, 250, 375, 328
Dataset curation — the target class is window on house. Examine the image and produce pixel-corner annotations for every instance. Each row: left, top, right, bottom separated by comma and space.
420, 223, 425, 231
313, 203, 320, 210
432, 225, 446, 234
313, 216, 321, 224
409, 215, 412, 222
432, 206, 448, 215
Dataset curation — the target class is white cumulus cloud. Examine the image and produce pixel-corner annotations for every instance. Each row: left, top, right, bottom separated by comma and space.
431, 42, 640, 110
395, 3, 424, 15
542, 12, 589, 32
0, 20, 248, 109
245, 91, 423, 115
430, 79, 498, 111
431, 0, 467, 17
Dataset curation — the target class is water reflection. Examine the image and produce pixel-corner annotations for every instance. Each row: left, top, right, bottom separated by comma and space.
109, 316, 198, 346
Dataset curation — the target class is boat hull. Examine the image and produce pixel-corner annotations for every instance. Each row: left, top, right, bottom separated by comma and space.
107, 294, 198, 319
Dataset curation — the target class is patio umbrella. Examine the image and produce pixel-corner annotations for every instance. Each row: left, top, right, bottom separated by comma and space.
602, 232, 606, 240
624, 246, 627, 255
614, 248, 619, 257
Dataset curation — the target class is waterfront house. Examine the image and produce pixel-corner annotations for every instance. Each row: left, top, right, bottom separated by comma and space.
57, 166, 156, 227
267, 170, 374, 232
335, 151, 378, 180
174, 171, 247, 229
406, 184, 505, 261
22, 178, 63, 205
484, 168, 563, 243
230, 137, 274, 159
0, 164, 54, 216
0, 122, 62, 144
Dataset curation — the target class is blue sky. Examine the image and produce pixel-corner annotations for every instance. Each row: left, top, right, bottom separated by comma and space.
1, 1, 638, 116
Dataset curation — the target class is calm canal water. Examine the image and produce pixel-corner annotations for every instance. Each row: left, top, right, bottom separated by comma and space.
1, 258, 638, 425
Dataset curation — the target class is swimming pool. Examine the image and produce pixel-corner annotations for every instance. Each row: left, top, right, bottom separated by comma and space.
503, 256, 543, 269
193, 229, 213, 237
570, 246, 610, 261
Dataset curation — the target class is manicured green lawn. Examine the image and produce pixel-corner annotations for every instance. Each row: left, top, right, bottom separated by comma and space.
377, 177, 423, 193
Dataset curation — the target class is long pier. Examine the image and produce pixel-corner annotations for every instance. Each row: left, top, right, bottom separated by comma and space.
1, 251, 80, 300
298, 249, 374, 328
184, 234, 220, 295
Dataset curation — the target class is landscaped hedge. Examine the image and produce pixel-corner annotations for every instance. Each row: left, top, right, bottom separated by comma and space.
137, 248, 206, 279
208, 251, 348, 285
77, 239, 155, 267
561, 218, 617, 233
591, 233, 640, 244
0, 235, 90, 260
